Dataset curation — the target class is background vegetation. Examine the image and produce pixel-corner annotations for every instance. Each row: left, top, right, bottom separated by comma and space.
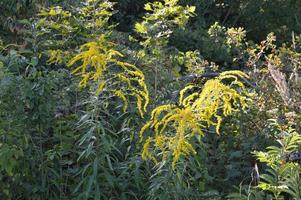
0, 0, 300, 199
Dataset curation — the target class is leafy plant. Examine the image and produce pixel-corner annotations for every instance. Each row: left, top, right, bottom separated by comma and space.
254, 130, 301, 200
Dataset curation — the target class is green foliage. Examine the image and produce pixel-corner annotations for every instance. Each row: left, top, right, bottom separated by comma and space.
0, 47, 80, 199
254, 131, 301, 200
134, 0, 195, 58
227, 185, 268, 200
36, 0, 115, 56
0, 0, 300, 199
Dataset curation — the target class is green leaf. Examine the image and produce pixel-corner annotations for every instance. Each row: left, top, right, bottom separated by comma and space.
187, 6, 196, 14
144, 4, 153, 11
30, 57, 39, 67
134, 22, 147, 34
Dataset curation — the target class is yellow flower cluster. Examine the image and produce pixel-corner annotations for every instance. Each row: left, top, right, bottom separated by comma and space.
67, 35, 112, 86
140, 70, 252, 168
67, 35, 149, 117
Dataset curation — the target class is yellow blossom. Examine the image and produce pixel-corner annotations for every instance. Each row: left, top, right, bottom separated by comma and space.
140, 70, 252, 168
68, 34, 149, 117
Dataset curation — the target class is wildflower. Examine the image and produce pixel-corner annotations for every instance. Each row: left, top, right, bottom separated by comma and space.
68, 34, 149, 117
140, 70, 252, 168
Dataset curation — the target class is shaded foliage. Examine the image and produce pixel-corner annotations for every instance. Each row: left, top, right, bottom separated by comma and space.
0, 0, 300, 199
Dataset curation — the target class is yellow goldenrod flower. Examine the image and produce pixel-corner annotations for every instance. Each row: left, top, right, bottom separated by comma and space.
140, 70, 252, 168
68, 34, 149, 117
